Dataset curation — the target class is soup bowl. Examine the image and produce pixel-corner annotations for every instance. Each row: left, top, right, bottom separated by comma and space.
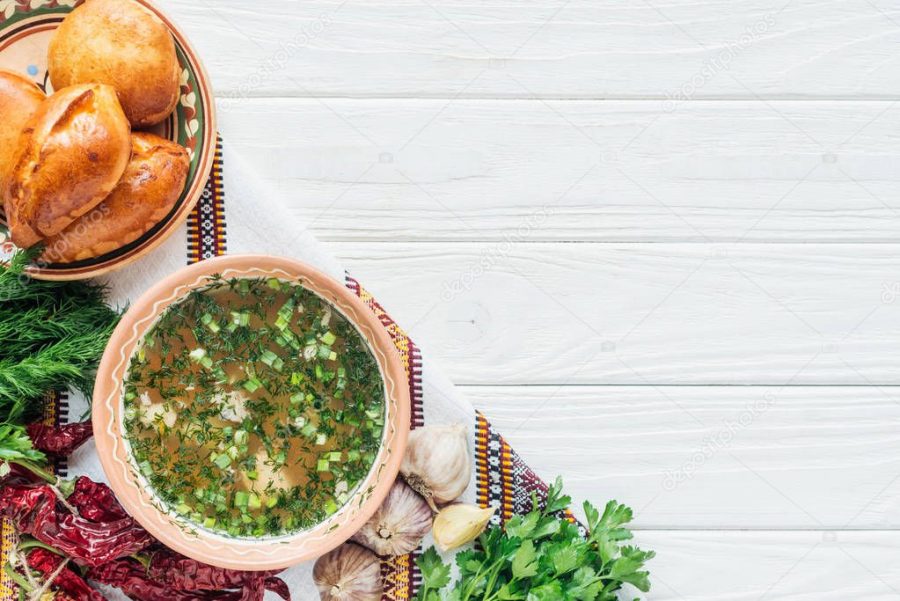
93, 254, 410, 570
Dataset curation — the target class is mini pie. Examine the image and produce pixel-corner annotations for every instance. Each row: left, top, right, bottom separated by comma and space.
0, 70, 44, 199
42, 132, 189, 264
5, 83, 131, 249
48, 0, 180, 127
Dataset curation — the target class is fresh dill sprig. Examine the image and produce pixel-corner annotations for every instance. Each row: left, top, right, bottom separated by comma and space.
0, 249, 122, 423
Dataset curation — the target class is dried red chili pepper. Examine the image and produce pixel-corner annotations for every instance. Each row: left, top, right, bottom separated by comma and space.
25, 547, 105, 601
0, 483, 152, 566
147, 548, 290, 600
87, 559, 254, 601
67, 476, 128, 523
27, 422, 93, 456
262, 577, 290, 601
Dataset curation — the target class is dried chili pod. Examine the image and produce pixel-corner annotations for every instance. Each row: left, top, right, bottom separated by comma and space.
27, 422, 93, 456
0, 482, 152, 566
25, 547, 106, 601
238, 576, 265, 601
147, 547, 289, 599
264, 577, 291, 601
88, 559, 247, 601
67, 476, 128, 522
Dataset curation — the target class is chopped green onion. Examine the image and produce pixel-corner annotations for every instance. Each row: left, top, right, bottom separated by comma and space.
212, 453, 231, 470
323, 498, 338, 515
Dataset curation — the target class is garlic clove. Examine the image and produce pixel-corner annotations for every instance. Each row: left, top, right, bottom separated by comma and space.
313, 543, 382, 601
432, 503, 495, 552
401, 423, 471, 508
351, 479, 433, 557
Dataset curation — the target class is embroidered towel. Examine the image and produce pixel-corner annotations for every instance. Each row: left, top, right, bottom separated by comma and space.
1, 139, 554, 600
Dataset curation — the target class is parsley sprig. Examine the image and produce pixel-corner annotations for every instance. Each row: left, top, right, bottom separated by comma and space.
417, 478, 654, 601
0, 423, 45, 464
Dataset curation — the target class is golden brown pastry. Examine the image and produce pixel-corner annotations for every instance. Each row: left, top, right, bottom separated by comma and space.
0, 71, 44, 196
48, 0, 180, 127
42, 132, 189, 263
5, 83, 131, 248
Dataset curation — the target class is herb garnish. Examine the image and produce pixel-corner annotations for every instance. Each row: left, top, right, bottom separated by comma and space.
416, 478, 654, 601
124, 276, 385, 538
0, 248, 121, 422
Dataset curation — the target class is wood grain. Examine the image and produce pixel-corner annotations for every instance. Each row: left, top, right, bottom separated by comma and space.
634, 530, 900, 600
333, 241, 900, 386
218, 98, 900, 242
466, 385, 900, 529
148, 0, 900, 593
160, 0, 900, 99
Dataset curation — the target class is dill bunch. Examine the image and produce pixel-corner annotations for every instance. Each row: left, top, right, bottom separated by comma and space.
0, 248, 122, 423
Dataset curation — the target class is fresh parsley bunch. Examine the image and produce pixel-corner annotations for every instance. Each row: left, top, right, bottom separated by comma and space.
416, 478, 654, 601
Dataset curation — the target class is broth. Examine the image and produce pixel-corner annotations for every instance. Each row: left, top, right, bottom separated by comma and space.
123, 276, 385, 538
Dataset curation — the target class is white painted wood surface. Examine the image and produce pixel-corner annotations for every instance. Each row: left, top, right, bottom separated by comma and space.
159, 0, 900, 596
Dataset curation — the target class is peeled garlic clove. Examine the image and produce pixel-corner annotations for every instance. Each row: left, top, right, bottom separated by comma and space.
401, 423, 470, 508
352, 479, 432, 556
432, 503, 495, 552
313, 543, 382, 601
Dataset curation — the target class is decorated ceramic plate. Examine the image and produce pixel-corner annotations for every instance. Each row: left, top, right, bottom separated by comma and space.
0, 0, 216, 280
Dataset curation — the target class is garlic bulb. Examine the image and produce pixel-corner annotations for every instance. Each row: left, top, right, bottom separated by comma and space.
432, 504, 495, 552
352, 479, 432, 556
313, 543, 382, 601
401, 423, 470, 509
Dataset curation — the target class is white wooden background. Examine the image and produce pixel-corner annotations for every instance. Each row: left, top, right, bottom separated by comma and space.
158, 1, 900, 598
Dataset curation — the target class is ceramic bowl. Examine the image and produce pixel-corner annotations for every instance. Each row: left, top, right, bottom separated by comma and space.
0, 0, 216, 280
93, 255, 410, 570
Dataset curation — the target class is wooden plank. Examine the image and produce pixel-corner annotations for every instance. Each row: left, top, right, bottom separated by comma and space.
219, 98, 900, 242
633, 530, 900, 600
331, 241, 900, 385
466, 385, 900, 529
161, 0, 900, 98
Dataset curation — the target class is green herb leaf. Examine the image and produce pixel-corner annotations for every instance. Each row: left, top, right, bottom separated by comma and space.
0, 424, 46, 463
0, 249, 121, 423
417, 547, 452, 591
416, 479, 653, 601
511, 539, 538, 579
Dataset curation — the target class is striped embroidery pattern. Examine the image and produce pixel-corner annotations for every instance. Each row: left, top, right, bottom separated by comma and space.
1, 391, 66, 600
345, 276, 423, 601
475, 412, 549, 526
345, 277, 424, 428
187, 135, 226, 264
381, 551, 422, 601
